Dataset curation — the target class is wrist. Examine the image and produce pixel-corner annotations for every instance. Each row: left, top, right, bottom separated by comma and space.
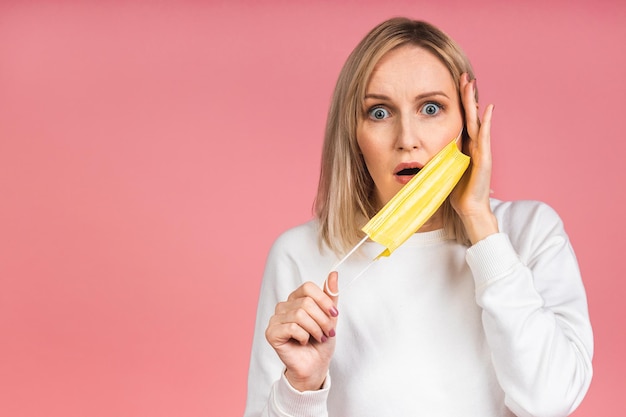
460, 211, 499, 245
285, 369, 327, 392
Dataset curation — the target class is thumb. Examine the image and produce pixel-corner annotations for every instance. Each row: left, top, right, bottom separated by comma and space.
324, 271, 340, 300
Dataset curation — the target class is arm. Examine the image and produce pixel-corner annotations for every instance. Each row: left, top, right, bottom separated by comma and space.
244, 231, 337, 417
466, 202, 593, 417
452, 74, 592, 415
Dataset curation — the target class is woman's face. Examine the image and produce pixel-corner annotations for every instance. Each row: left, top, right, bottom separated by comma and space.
357, 45, 464, 209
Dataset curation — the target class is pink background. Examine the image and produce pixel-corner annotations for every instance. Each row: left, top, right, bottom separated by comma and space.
1, 1, 624, 416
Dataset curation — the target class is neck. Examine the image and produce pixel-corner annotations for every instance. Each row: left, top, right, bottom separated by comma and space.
416, 207, 444, 232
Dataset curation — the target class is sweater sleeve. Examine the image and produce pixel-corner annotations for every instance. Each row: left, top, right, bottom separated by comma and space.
465, 201, 593, 417
243, 229, 331, 417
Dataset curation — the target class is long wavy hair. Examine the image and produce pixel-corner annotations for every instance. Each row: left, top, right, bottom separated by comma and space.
314, 17, 477, 254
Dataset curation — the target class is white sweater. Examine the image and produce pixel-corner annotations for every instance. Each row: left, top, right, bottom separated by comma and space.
244, 200, 593, 417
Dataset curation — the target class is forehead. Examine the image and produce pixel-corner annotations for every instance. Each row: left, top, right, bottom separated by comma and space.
366, 45, 455, 94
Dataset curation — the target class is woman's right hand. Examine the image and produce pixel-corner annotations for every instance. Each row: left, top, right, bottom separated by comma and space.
265, 272, 339, 392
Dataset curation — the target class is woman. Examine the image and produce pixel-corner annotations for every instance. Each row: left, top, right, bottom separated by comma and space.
244, 18, 593, 417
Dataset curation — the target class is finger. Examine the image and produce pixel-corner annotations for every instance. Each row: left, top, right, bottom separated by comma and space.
324, 271, 339, 305
474, 104, 494, 165
279, 297, 335, 343
481, 104, 494, 140
266, 320, 313, 346
289, 280, 338, 319
287, 281, 323, 302
461, 74, 480, 141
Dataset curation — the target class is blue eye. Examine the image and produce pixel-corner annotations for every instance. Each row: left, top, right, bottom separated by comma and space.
369, 107, 390, 120
422, 103, 442, 116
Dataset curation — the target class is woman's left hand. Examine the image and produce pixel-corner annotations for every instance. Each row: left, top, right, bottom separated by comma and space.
450, 73, 499, 245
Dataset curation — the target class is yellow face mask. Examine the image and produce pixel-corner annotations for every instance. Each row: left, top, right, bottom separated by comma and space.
362, 134, 470, 259
326, 132, 470, 295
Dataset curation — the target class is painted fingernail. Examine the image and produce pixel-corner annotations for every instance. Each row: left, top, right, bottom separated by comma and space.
329, 328, 336, 337
321, 335, 328, 343
330, 307, 339, 317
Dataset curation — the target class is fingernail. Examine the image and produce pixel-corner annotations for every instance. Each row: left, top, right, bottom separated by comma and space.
330, 306, 339, 317
321, 335, 328, 343
329, 328, 336, 337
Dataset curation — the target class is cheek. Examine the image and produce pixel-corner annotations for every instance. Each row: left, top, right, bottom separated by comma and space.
356, 130, 380, 173
356, 122, 385, 156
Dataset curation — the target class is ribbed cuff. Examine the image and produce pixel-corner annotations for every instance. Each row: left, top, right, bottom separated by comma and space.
271, 372, 330, 416
466, 233, 521, 290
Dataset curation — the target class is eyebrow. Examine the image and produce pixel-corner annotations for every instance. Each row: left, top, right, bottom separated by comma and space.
364, 91, 450, 101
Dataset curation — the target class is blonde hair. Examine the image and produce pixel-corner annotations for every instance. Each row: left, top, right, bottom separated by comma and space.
314, 17, 477, 254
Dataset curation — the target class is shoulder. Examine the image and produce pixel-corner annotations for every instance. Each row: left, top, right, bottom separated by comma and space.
489, 198, 570, 262
269, 219, 321, 256
263, 219, 336, 289
266, 219, 333, 271
491, 198, 563, 226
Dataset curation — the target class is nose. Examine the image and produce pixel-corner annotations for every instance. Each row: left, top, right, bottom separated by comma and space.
395, 115, 420, 151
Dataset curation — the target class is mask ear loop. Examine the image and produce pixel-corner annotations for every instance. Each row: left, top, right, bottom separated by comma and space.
454, 129, 463, 146
324, 236, 372, 297
325, 259, 376, 297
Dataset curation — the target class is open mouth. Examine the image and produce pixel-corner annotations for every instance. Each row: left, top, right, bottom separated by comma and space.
396, 167, 421, 176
